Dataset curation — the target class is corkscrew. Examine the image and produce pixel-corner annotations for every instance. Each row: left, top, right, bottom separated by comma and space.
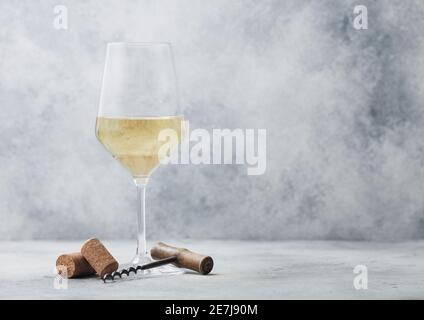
102, 256, 178, 282
102, 242, 214, 282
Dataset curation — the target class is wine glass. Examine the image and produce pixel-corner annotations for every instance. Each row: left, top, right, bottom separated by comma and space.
96, 42, 185, 276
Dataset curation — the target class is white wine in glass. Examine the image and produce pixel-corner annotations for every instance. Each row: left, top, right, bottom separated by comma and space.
96, 42, 184, 276
96, 116, 184, 178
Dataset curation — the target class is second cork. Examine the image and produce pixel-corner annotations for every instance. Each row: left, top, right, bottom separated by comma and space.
81, 238, 119, 278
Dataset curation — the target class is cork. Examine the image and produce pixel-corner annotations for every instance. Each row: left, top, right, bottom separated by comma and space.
151, 242, 214, 275
81, 238, 119, 278
56, 252, 95, 278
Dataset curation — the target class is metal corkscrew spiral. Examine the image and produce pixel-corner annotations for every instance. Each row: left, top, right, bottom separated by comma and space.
102, 256, 178, 282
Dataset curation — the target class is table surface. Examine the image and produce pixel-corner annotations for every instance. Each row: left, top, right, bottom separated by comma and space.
1, 240, 423, 299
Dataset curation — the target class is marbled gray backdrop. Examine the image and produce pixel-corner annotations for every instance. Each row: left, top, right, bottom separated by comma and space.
1, 0, 423, 241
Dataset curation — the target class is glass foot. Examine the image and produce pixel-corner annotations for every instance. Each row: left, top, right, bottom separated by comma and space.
119, 254, 184, 278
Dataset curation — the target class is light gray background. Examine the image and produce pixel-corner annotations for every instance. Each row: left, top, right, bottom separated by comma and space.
1, 0, 423, 241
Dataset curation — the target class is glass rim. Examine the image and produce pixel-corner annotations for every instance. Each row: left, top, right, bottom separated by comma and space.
107, 41, 172, 47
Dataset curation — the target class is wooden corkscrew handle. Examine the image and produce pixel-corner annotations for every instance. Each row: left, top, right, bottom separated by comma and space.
150, 242, 214, 275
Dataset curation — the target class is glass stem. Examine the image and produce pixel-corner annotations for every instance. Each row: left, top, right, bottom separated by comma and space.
134, 177, 148, 258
